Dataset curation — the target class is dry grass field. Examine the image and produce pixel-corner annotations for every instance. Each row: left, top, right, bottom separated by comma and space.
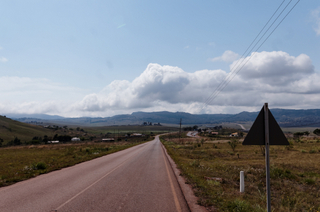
161, 133, 320, 212
0, 138, 151, 188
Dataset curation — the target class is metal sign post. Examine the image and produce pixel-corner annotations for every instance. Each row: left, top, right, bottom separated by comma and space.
264, 103, 271, 212
243, 103, 289, 212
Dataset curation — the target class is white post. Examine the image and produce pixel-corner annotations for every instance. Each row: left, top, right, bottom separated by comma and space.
240, 171, 244, 193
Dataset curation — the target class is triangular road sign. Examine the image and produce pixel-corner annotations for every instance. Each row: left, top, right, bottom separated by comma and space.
243, 106, 289, 145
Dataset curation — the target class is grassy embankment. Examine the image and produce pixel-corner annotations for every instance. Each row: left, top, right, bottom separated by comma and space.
161, 132, 320, 212
0, 116, 54, 145
0, 137, 152, 188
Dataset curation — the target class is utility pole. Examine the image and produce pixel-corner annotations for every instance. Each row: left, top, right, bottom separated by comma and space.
179, 118, 182, 143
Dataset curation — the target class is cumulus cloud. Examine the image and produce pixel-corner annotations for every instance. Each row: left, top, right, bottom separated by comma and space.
233, 51, 314, 85
1, 51, 319, 117
311, 7, 320, 36
210, 50, 240, 63
73, 51, 319, 116
0, 57, 8, 63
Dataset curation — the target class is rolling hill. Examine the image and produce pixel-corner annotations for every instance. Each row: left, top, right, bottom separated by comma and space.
6, 108, 320, 127
0, 115, 54, 144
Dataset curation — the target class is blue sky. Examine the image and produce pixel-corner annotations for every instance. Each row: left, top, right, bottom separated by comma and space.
0, 0, 319, 117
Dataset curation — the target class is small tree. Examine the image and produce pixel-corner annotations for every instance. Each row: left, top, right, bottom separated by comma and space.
313, 129, 320, 135
13, 137, 21, 145
228, 139, 238, 152
200, 139, 205, 145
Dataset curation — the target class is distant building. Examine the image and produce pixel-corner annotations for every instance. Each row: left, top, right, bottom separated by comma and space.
230, 132, 238, 137
48, 140, 59, 144
211, 132, 219, 135
131, 133, 143, 137
102, 138, 115, 142
71, 137, 80, 142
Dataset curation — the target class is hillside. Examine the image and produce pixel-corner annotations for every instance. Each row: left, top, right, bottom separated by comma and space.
7, 108, 320, 127
0, 115, 54, 144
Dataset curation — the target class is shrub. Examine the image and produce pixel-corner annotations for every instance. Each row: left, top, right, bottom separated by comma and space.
33, 162, 47, 170
309, 149, 316, 154
304, 178, 315, 185
228, 139, 238, 152
313, 129, 320, 135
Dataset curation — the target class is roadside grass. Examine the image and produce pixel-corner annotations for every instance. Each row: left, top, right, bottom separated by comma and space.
0, 139, 151, 188
161, 134, 320, 212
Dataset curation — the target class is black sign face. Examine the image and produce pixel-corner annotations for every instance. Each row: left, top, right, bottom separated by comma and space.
243, 107, 289, 145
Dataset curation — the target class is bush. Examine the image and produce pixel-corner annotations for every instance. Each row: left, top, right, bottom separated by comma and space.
309, 149, 316, 154
12, 137, 21, 146
313, 129, 320, 135
33, 162, 47, 170
228, 139, 238, 152
304, 178, 315, 185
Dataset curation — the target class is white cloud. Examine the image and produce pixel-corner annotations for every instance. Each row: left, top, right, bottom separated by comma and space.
0, 57, 8, 63
0, 51, 319, 117
0, 77, 86, 116
184, 46, 190, 49
233, 51, 314, 85
210, 50, 239, 63
73, 51, 318, 116
311, 7, 320, 36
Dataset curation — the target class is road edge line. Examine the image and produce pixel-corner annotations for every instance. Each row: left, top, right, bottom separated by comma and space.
160, 142, 208, 212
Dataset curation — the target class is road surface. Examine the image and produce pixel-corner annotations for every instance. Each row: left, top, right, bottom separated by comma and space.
0, 136, 190, 212
237, 124, 246, 131
186, 131, 199, 137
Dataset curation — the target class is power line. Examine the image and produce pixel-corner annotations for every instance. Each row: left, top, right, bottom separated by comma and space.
210, 0, 301, 104
203, 0, 294, 108
202, 0, 301, 110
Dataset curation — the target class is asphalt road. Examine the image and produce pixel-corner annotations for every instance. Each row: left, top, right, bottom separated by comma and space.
186, 131, 199, 137
0, 136, 190, 212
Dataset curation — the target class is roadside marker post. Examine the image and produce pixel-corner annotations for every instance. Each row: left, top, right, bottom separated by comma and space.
243, 103, 289, 212
240, 171, 244, 193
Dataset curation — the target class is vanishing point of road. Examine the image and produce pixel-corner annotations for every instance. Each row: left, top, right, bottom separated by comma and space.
0, 136, 190, 212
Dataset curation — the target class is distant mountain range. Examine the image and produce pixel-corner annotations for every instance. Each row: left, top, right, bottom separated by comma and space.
5, 109, 320, 127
